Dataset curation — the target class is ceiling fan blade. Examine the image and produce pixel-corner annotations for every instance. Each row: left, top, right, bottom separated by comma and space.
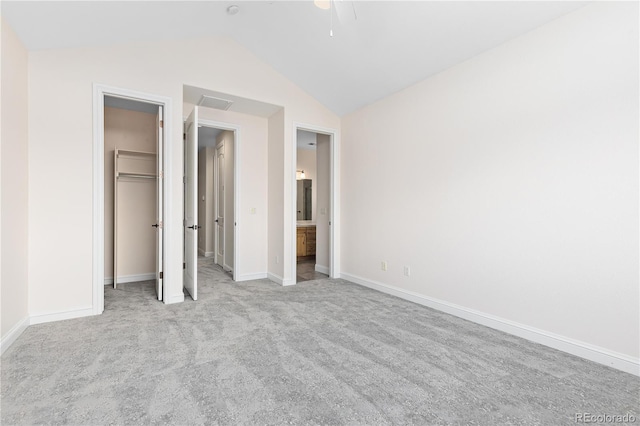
333, 0, 357, 25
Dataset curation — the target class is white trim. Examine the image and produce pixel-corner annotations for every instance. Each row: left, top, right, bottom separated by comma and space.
268, 272, 284, 285
236, 272, 268, 281
291, 123, 340, 285
104, 273, 156, 285
164, 293, 185, 304
197, 118, 241, 282
341, 272, 640, 376
93, 84, 174, 312
315, 264, 329, 275
0, 317, 29, 355
29, 307, 94, 326
204, 251, 214, 258
268, 272, 293, 286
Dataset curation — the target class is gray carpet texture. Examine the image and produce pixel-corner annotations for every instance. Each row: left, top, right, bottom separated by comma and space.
1, 257, 638, 425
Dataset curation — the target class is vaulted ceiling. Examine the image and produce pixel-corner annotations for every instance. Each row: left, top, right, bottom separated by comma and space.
2, 1, 587, 116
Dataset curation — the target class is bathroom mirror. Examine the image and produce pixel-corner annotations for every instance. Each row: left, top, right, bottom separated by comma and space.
296, 179, 312, 220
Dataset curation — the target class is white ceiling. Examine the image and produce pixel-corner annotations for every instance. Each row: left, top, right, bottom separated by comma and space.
104, 96, 160, 115
297, 130, 318, 151
2, 1, 587, 116
198, 126, 223, 151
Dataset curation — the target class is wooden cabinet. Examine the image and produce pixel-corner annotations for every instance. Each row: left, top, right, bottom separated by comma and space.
296, 226, 316, 258
297, 227, 306, 257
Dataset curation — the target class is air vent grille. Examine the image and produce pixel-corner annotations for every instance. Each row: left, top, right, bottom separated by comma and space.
198, 95, 233, 111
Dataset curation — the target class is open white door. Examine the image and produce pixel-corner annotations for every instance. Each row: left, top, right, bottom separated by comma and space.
215, 142, 225, 267
154, 106, 164, 301
184, 107, 198, 300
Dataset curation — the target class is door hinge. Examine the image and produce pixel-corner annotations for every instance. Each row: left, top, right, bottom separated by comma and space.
159, 271, 163, 279
183, 133, 186, 140
159, 170, 163, 178
159, 120, 164, 128
183, 262, 186, 269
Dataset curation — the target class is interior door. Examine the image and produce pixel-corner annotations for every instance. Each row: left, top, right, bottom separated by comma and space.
155, 106, 163, 301
184, 107, 198, 300
215, 142, 225, 267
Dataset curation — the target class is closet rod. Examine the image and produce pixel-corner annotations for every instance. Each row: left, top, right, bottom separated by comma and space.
117, 173, 157, 179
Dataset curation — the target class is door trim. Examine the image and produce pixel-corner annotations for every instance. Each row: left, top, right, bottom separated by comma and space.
291, 123, 340, 284
197, 118, 240, 281
92, 83, 174, 314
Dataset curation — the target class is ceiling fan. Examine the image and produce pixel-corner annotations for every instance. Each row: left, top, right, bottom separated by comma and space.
314, 0, 358, 36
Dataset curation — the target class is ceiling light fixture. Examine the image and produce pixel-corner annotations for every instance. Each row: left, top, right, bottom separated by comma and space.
314, 0, 331, 10
227, 5, 240, 15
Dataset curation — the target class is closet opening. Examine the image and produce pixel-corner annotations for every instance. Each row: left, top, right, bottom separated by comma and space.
104, 95, 164, 304
183, 105, 237, 301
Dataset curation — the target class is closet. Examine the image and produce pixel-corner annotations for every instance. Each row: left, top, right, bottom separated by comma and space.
104, 99, 160, 297
113, 149, 157, 287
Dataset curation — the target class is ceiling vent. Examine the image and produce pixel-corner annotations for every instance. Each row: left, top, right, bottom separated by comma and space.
198, 95, 233, 111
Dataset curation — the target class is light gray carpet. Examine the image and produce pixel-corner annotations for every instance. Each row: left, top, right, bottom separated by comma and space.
2, 257, 638, 425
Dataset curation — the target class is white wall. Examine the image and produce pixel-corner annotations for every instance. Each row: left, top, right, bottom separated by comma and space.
215, 130, 235, 271
296, 148, 316, 222
315, 134, 330, 271
26, 35, 339, 315
341, 2, 639, 361
1, 18, 29, 342
104, 107, 157, 280
197, 147, 208, 255
268, 109, 285, 282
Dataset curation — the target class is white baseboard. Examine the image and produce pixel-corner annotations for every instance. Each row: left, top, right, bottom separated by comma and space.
29, 307, 95, 326
315, 264, 329, 275
165, 293, 185, 304
104, 273, 155, 285
268, 272, 294, 286
341, 272, 640, 376
236, 273, 268, 281
205, 251, 214, 258
268, 272, 283, 285
0, 316, 29, 355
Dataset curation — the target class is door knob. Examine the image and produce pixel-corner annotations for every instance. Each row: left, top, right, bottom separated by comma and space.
187, 225, 201, 229
152, 224, 159, 228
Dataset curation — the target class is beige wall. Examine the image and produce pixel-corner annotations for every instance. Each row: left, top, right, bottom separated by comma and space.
26, 35, 339, 313
1, 19, 29, 340
296, 148, 317, 222
341, 3, 639, 360
104, 107, 157, 280
315, 134, 330, 271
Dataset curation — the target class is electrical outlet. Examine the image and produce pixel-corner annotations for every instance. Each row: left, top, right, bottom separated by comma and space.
381, 261, 388, 271
404, 266, 411, 277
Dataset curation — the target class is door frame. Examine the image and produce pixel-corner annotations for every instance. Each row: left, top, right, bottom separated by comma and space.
194, 118, 240, 281
92, 83, 174, 314
291, 123, 340, 284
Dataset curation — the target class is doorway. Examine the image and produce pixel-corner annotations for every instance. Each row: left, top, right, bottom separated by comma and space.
292, 126, 338, 284
183, 106, 238, 301
93, 84, 173, 314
